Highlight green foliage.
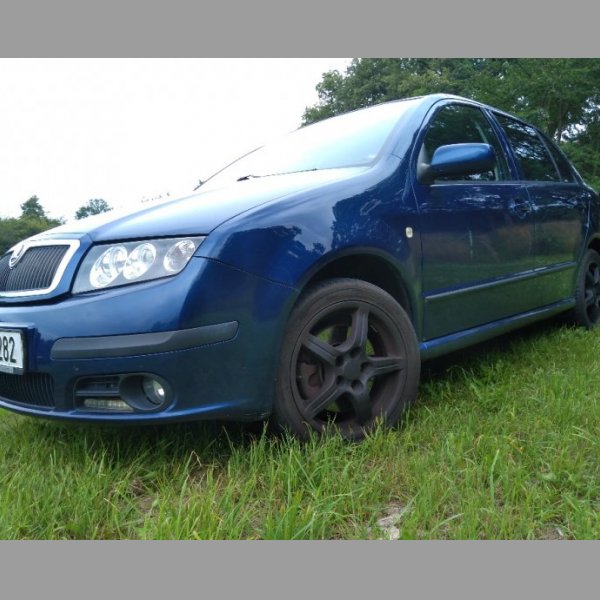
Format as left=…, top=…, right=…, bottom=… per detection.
left=20, top=195, right=47, bottom=220
left=0, top=196, right=62, bottom=255
left=75, top=198, right=112, bottom=220
left=303, top=59, right=600, bottom=191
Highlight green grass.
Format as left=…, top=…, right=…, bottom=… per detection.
left=1, top=317, right=599, bottom=539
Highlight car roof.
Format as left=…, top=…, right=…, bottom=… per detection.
left=413, top=93, right=535, bottom=127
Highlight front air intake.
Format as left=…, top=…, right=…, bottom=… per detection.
left=0, top=372, right=55, bottom=408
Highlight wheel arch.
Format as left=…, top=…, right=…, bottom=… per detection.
left=292, top=248, right=420, bottom=333
left=588, top=235, right=600, bottom=256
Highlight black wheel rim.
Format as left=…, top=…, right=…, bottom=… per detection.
left=290, top=300, right=408, bottom=436
left=584, top=260, right=600, bottom=324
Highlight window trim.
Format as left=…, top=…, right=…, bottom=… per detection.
left=414, top=101, right=513, bottom=186
left=537, top=130, right=581, bottom=184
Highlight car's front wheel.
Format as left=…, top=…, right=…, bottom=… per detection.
left=273, top=278, right=420, bottom=441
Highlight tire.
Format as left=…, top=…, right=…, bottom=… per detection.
left=272, top=278, right=421, bottom=441
left=572, top=249, right=600, bottom=329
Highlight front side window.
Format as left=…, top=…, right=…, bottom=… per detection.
left=495, top=114, right=560, bottom=182
left=422, top=104, right=510, bottom=182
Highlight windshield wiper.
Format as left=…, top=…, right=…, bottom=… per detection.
left=237, top=168, right=319, bottom=182
left=236, top=174, right=262, bottom=182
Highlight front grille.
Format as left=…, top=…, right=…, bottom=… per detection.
left=0, top=372, right=55, bottom=408
left=0, top=245, right=69, bottom=293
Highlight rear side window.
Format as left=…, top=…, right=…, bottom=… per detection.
left=422, top=104, right=509, bottom=182
left=544, top=138, right=577, bottom=183
left=495, top=114, right=560, bottom=182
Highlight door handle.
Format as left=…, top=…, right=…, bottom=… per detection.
left=508, top=197, right=532, bottom=218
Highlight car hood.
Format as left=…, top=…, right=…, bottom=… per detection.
left=44, top=168, right=367, bottom=242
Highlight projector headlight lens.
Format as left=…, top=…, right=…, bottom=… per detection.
left=89, top=245, right=128, bottom=289
left=123, top=243, right=157, bottom=281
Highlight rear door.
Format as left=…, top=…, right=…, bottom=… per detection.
left=494, top=113, right=591, bottom=305
left=414, top=102, right=537, bottom=340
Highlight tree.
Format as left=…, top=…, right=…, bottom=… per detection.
left=75, top=198, right=112, bottom=220
left=303, top=59, right=600, bottom=137
left=20, top=195, right=47, bottom=219
left=302, top=58, right=600, bottom=191
left=303, top=59, right=493, bottom=125
left=0, top=196, right=62, bottom=255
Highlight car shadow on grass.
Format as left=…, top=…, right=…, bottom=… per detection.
left=420, top=314, right=569, bottom=382
left=20, top=405, right=270, bottom=466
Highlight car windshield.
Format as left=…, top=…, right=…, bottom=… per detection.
left=202, top=98, right=421, bottom=188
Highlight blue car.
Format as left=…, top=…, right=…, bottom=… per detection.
left=1, top=93, right=598, bottom=441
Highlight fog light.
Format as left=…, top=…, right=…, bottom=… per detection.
left=142, top=377, right=166, bottom=405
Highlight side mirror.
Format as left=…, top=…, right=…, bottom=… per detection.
left=417, top=143, right=496, bottom=184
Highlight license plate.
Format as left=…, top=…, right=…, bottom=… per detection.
left=0, top=330, right=25, bottom=374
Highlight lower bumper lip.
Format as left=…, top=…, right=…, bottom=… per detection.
left=50, top=321, right=239, bottom=359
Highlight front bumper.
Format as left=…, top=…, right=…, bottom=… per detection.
left=0, top=257, right=295, bottom=423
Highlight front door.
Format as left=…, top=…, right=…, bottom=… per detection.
left=413, top=103, right=537, bottom=340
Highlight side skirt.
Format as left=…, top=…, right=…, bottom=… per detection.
left=419, top=298, right=575, bottom=361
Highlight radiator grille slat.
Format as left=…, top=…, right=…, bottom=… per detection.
left=0, top=255, right=10, bottom=290
left=0, top=373, right=55, bottom=408
left=0, top=246, right=69, bottom=293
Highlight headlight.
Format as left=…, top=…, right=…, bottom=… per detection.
left=73, top=236, right=205, bottom=293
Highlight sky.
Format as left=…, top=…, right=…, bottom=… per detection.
left=0, top=58, right=351, bottom=221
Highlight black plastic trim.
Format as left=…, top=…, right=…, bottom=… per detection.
left=51, top=321, right=239, bottom=359
left=424, top=262, right=575, bottom=303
